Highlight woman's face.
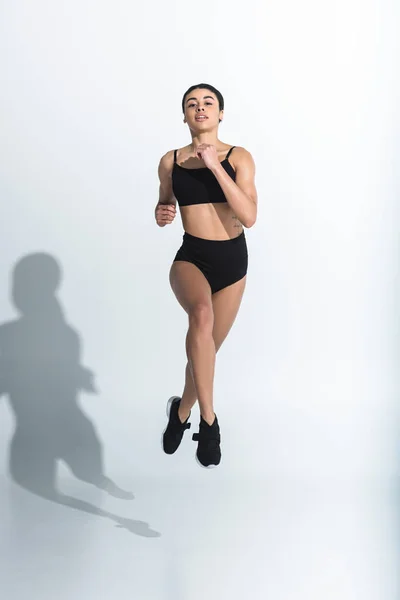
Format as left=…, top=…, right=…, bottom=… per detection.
left=183, top=89, right=223, bottom=132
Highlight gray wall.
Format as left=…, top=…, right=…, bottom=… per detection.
left=0, top=1, right=398, bottom=597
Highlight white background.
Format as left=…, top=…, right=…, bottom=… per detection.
left=0, top=1, right=399, bottom=599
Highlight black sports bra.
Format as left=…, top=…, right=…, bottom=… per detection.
left=172, top=146, right=236, bottom=208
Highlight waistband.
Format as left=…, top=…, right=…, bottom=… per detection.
left=182, top=231, right=245, bottom=244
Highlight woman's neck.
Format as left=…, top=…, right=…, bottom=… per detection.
left=190, top=133, right=220, bottom=149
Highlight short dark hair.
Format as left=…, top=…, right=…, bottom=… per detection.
left=181, top=83, right=224, bottom=114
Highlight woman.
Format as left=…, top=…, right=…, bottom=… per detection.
left=155, top=83, right=257, bottom=468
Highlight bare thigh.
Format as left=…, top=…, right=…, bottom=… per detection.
left=212, top=275, right=247, bottom=352
left=170, top=260, right=246, bottom=350
left=169, top=261, right=213, bottom=314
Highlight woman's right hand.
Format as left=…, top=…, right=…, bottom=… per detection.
left=155, top=203, right=176, bottom=227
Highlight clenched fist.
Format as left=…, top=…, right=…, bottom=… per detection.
left=155, top=203, right=176, bottom=227
left=195, top=144, right=220, bottom=170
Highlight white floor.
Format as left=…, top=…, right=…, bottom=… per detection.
left=0, top=419, right=399, bottom=600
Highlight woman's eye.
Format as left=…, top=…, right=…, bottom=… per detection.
left=188, top=102, right=212, bottom=108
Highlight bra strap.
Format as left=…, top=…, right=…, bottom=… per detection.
left=173, top=149, right=178, bottom=163
left=225, top=146, right=236, bottom=160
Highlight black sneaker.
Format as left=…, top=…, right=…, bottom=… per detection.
left=192, top=415, right=221, bottom=468
left=162, top=396, right=191, bottom=454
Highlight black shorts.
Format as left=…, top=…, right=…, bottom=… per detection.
left=173, top=231, right=248, bottom=294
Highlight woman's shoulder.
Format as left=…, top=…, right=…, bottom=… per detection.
left=229, top=146, right=255, bottom=167
left=230, top=145, right=252, bottom=156
left=159, top=145, right=191, bottom=169
left=159, top=148, right=175, bottom=165
left=158, top=148, right=179, bottom=178
left=160, top=144, right=192, bottom=159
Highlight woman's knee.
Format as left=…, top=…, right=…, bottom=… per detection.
left=188, top=302, right=214, bottom=332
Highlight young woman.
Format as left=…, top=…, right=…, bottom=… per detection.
left=155, top=83, right=257, bottom=468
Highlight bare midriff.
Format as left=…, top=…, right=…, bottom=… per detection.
left=179, top=203, right=244, bottom=240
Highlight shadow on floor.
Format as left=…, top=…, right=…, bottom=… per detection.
left=0, top=252, right=160, bottom=538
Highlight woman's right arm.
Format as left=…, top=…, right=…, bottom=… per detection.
left=155, top=151, right=177, bottom=227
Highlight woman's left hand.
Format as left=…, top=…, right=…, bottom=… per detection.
left=196, top=144, right=220, bottom=170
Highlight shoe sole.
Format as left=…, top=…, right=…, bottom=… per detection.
left=194, top=453, right=219, bottom=469
left=161, top=396, right=181, bottom=454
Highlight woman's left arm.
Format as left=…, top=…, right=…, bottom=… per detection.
left=209, top=147, right=258, bottom=228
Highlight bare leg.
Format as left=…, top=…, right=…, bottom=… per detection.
left=178, top=275, right=247, bottom=421
left=179, top=363, right=196, bottom=420
left=169, top=262, right=216, bottom=425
